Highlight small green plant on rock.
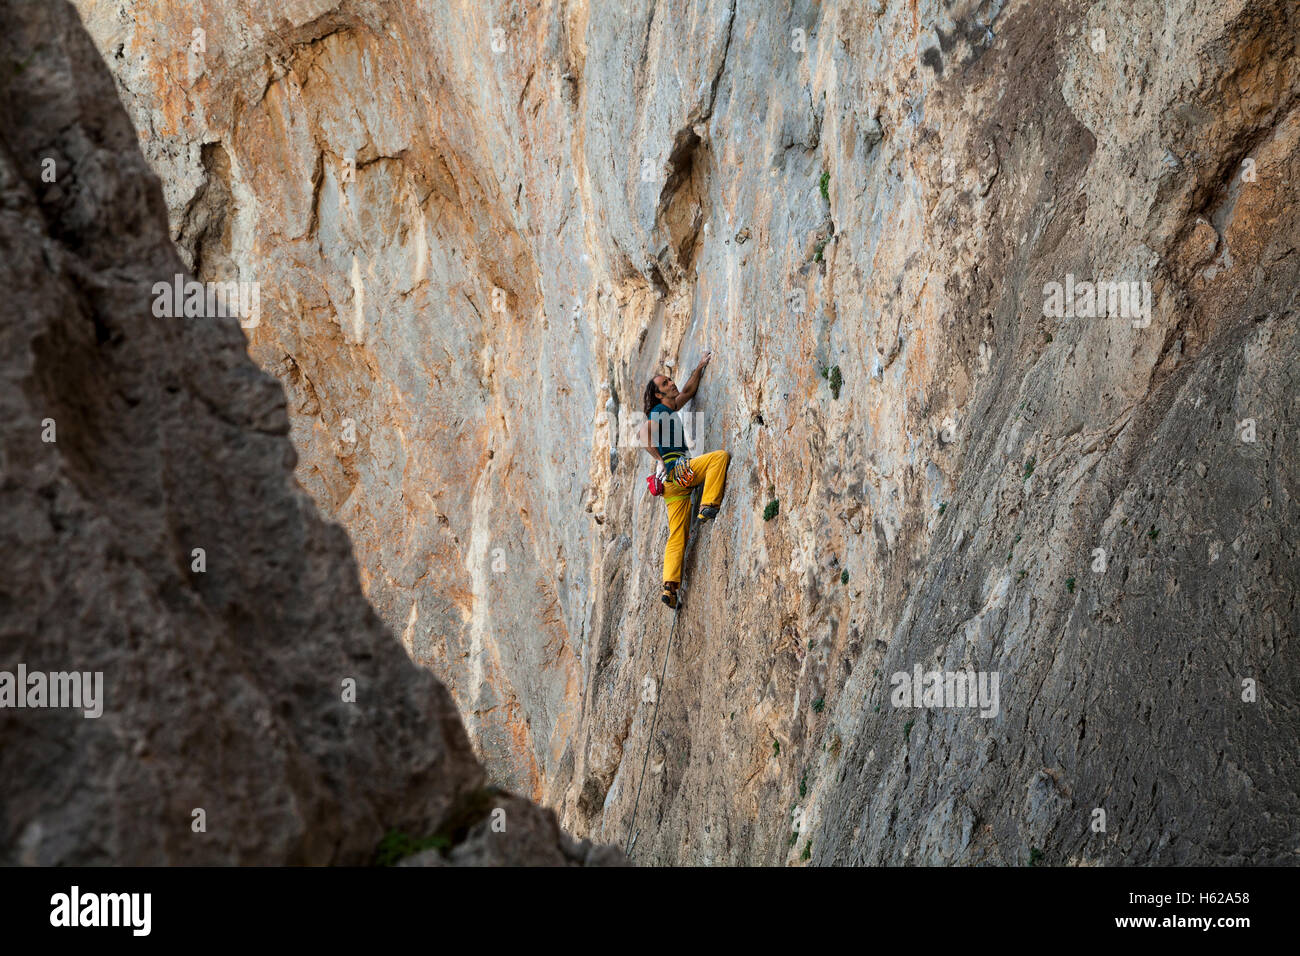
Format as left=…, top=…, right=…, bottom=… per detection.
left=827, top=364, right=842, bottom=398
left=764, top=499, right=780, bottom=521
left=819, top=171, right=830, bottom=202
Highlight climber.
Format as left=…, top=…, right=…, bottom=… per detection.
left=639, top=350, right=731, bottom=610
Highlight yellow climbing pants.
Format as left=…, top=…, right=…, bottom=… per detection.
left=662, top=449, right=730, bottom=585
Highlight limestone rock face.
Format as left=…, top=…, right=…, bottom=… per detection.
left=0, top=0, right=618, bottom=866
left=74, top=0, right=1300, bottom=864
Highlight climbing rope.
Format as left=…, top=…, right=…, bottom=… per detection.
left=624, top=485, right=702, bottom=858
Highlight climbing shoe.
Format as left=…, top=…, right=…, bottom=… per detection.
left=697, top=504, right=720, bottom=522
left=661, top=584, right=678, bottom=610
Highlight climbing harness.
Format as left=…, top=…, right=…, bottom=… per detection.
left=646, top=454, right=695, bottom=501
left=625, top=485, right=702, bottom=858
left=662, top=454, right=695, bottom=486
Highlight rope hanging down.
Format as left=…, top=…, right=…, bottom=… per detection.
left=624, top=485, right=702, bottom=858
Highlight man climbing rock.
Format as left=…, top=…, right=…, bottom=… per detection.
left=639, top=351, right=730, bottom=609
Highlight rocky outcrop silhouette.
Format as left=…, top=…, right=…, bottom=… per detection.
left=0, top=0, right=619, bottom=866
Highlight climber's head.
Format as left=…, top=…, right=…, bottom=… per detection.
left=644, top=374, right=678, bottom=415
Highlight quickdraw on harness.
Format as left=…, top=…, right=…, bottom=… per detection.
left=662, top=453, right=695, bottom=486
left=645, top=454, right=694, bottom=498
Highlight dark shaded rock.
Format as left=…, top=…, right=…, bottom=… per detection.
left=0, top=0, right=620, bottom=867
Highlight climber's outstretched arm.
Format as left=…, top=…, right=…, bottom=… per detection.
left=665, top=350, right=712, bottom=409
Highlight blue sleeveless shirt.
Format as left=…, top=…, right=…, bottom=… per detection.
left=650, top=403, right=689, bottom=461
